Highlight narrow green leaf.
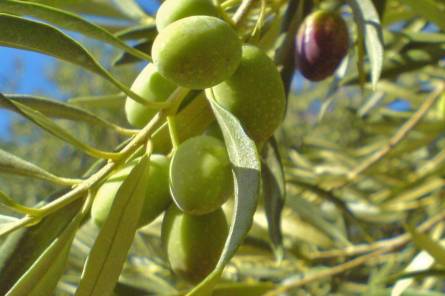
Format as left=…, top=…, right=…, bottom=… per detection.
left=343, top=44, right=445, bottom=85
left=261, top=138, right=285, bottom=260
left=348, top=0, right=384, bottom=88
left=68, top=93, right=125, bottom=109
left=188, top=91, right=261, bottom=295
left=400, top=0, right=445, bottom=31
left=0, top=94, right=117, bottom=159
left=113, top=40, right=153, bottom=66
left=6, top=203, right=84, bottom=296
left=115, top=23, right=157, bottom=40
left=406, top=225, right=445, bottom=266
left=0, top=147, right=76, bottom=185
left=0, top=13, right=163, bottom=107
left=0, top=193, right=83, bottom=294
left=0, top=215, right=18, bottom=225
left=0, top=0, right=151, bottom=61
left=76, top=157, right=150, bottom=296
left=212, top=282, right=275, bottom=296
left=1, top=94, right=132, bottom=135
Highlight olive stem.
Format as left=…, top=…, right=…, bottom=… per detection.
left=167, top=115, right=180, bottom=150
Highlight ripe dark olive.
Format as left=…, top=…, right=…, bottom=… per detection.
left=152, top=16, right=242, bottom=89
left=91, top=155, right=171, bottom=228
left=295, top=10, right=349, bottom=81
left=156, top=0, right=221, bottom=32
left=161, top=205, right=228, bottom=283
left=169, top=135, right=232, bottom=215
left=209, top=45, right=286, bottom=144
left=125, top=64, right=176, bottom=128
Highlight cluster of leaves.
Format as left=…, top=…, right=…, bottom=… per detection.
left=0, top=0, right=444, bottom=295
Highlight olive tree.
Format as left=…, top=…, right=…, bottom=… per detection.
left=0, top=0, right=445, bottom=295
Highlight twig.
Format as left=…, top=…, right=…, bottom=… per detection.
left=265, top=248, right=389, bottom=295
left=308, top=209, right=445, bottom=259
left=335, top=82, right=445, bottom=189
left=233, top=0, right=257, bottom=26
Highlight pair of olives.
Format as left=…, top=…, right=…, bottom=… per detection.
left=91, top=134, right=231, bottom=283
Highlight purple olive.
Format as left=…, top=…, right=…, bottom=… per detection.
left=296, top=10, right=349, bottom=81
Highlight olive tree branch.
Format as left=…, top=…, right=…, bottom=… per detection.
left=333, top=82, right=445, bottom=190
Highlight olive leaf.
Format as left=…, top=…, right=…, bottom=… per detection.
left=115, top=23, right=157, bottom=41
left=1, top=94, right=132, bottom=134
left=0, top=94, right=117, bottom=159
left=113, top=40, right=153, bottom=66
left=75, top=157, right=151, bottom=296
left=68, top=93, right=125, bottom=109
left=347, top=0, right=384, bottom=88
left=0, top=0, right=151, bottom=61
left=0, top=13, right=162, bottom=107
left=400, top=0, right=445, bottom=31
left=6, top=200, right=86, bottom=296
left=0, top=147, right=77, bottom=185
left=188, top=91, right=261, bottom=296
left=406, top=224, right=445, bottom=266
left=261, top=138, right=285, bottom=260
left=0, top=193, right=83, bottom=294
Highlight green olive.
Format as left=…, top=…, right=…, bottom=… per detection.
left=125, top=64, right=176, bottom=128
left=209, top=45, right=286, bottom=144
left=91, top=155, right=171, bottom=228
left=161, top=205, right=228, bottom=283
left=152, top=16, right=242, bottom=89
left=156, top=0, right=221, bottom=32
left=170, top=135, right=232, bottom=215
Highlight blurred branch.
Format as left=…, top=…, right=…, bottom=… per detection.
left=335, top=82, right=445, bottom=189
left=308, top=209, right=445, bottom=259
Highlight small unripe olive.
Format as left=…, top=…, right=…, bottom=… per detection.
left=156, top=0, right=221, bottom=32
left=210, top=45, right=286, bottom=143
left=152, top=16, right=242, bottom=89
left=161, top=205, right=228, bottom=283
left=295, top=10, right=349, bottom=81
left=170, top=135, right=232, bottom=215
left=91, top=155, right=171, bottom=228
left=125, top=64, right=176, bottom=128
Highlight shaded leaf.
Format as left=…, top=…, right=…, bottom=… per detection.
left=0, top=94, right=116, bottom=159
left=0, top=147, right=75, bottom=185
left=406, top=225, right=445, bottom=266
left=0, top=13, right=162, bottom=107
left=68, top=93, right=125, bottom=109
left=1, top=94, right=131, bottom=134
left=261, top=138, right=285, bottom=260
left=115, top=23, right=157, bottom=40
left=348, top=0, right=384, bottom=87
left=0, top=192, right=83, bottom=294
left=400, top=0, right=445, bottom=31
left=6, top=201, right=85, bottom=296
left=0, top=0, right=151, bottom=61
left=75, top=157, right=150, bottom=296
left=113, top=40, right=153, bottom=66
left=187, top=91, right=261, bottom=295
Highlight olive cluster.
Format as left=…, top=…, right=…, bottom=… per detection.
left=92, top=0, right=286, bottom=284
